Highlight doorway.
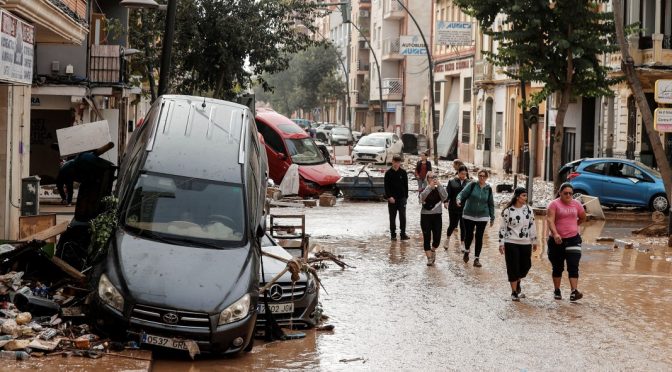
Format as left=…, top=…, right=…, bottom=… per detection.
left=484, top=97, right=493, bottom=167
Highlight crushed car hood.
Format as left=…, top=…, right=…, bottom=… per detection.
left=298, top=162, right=341, bottom=186
left=113, top=230, right=255, bottom=312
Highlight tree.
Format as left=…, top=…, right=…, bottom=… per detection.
left=254, top=44, right=344, bottom=117
left=613, top=0, right=672, bottom=246
left=128, top=0, right=322, bottom=100
left=454, top=0, right=620, bottom=191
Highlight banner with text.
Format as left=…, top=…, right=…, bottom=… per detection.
left=436, top=21, right=473, bottom=46
left=1, top=10, right=34, bottom=85
left=399, top=35, right=427, bottom=56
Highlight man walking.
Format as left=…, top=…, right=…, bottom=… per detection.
left=384, top=155, right=409, bottom=241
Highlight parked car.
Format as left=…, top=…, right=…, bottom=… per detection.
left=256, top=109, right=340, bottom=196
left=329, top=126, right=355, bottom=145
left=352, top=132, right=403, bottom=164
left=560, top=158, right=669, bottom=212
left=290, top=118, right=313, bottom=132
left=315, top=123, right=335, bottom=143
left=94, top=96, right=268, bottom=355
left=255, top=232, right=318, bottom=334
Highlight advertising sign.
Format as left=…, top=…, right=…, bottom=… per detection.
left=436, top=21, right=473, bottom=46
left=654, top=79, right=672, bottom=104
left=399, top=35, right=427, bottom=56
left=0, top=10, right=34, bottom=85
left=654, top=108, right=672, bottom=133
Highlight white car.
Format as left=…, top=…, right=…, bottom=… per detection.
left=352, top=132, right=403, bottom=164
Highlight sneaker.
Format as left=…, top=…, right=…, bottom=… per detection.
left=400, top=234, right=411, bottom=241
left=511, top=291, right=520, bottom=302
left=554, top=289, right=562, bottom=300
left=516, top=281, right=526, bottom=299
left=391, top=234, right=397, bottom=241
left=444, top=235, right=451, bottom=250
left=460, top=242, right=466, bottom=253
left=570, top=289, right=583, bottom=302
left=430, top=250, right=436, bottom=265
left=426, top=256, right=433, bottom=266
left=463, top=251, right=469, bottom=263
left=473, top=258, right=482, bottom=267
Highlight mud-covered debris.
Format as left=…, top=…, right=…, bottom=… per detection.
left=596, top=237, right=615, bottom=242
left=316, top=324, right=335, bottom=332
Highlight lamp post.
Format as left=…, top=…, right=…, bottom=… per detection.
left=394, top=0, right=437, bottom=164
left=121, top=0, right=176, bottom=98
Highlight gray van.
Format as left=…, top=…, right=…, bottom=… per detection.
left=93, top=95, right=268, bottom=355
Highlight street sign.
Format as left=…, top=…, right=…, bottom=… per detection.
left=654, top=108, right=672, bottom=132
left=436, top=21, right=472, bottom=46
left=399, top=36, right=426, bottom=56
left=654, top=80, right=672, bottom=104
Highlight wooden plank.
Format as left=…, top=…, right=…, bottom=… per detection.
left=19, top=214, right=57, bottom=243
left=19, top=220, right=69, bottom=242
left=50, top=256, right=86, bottom=281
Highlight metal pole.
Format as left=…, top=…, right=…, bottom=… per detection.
left=349, top=21, right=385, bottom=130
left=395, top=0, right=437, bottom=164
left=157, top=0, right=177, bottom=97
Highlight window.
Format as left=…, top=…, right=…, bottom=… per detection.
left=495, top=112, right=503, bottom=148
left=463, top=77, right=472, bottom=103
left=256, top=121, right=286, bottom=154
left=284, top=138, right=325, bottom=165
left=434, top=82, right=441, bottom=103
left=461, top=111, right=471, bottom=144
left=584, top=162, right=607, bottom=174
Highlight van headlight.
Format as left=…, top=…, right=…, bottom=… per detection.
left=377, top=150, right=386, bottom=154
left=218, top=294, right=251, bottom=325
left=98, top=274, right=124, bottom=312
left=307, top=278, right=317, bottom=294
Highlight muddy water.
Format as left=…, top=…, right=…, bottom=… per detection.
left=153, top=197, right=672, bottom=371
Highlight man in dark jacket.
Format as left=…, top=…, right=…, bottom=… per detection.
left=384, top=155, right=409, bottom=240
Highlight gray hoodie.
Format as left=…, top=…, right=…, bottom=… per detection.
left=420, top=184, right=448, bottom=214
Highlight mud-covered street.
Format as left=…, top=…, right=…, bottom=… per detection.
left=153, top=197, right=672, bottom=371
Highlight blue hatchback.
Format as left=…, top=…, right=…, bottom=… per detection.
left=559, top=158, right=669, bottom=212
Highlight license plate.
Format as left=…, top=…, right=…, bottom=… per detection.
left=141, top=333, right=191, bottom=351
left=257, top=303, right=294, bottom=314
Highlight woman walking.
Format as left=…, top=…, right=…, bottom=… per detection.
left=498, top=187, right=537, bottom=301
left=444, top=165, right=470, bottom=251
left=414, top=151, right=432, bottom=192
left=420, top=171, right=448, bottom=266
left=456, top=169, right=495, bottom=267
left=547, top=182, right=586, bottom=301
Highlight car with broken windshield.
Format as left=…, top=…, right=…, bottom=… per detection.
left=93, top=95, right=267, bottom=355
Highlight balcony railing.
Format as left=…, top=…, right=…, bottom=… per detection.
left=383, top=0, right=405, bottom=20
left=382, top=38, right=403, bottom=60
left=632, top=34, right=672, bottom=66
left=382, top=78, right=403, bottom=100
left=357, top=60, right=370, bottom=72
left=474, top=60, right=493, bottom=83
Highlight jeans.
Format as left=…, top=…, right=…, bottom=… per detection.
left=446, top=209, right=465, bottom=241
left=420, top=213, right=442, bottom=251
left=463, top=219, right=488, bottom=258
left=388, top=197, right=407, bottom=236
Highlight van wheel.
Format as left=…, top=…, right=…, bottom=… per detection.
left=649, top=194, right=669, bottom=213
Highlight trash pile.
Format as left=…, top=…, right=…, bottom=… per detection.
left=0, top=240, right=116, bottom=361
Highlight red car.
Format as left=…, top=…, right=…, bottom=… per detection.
left=255, top=109, right=340, bottom=197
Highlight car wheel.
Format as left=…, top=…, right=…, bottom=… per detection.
left=649, top=194, right=669, bottom=213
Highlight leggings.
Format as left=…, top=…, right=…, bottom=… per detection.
left=504, top=243, right=532, bottom=282
left=420, top=213, right=442, bottom=251
left=446, top=209, right=465, bottom=241
left=463, top=219, right=488, bottom=258
left=547, top=234, right=582, bottom=278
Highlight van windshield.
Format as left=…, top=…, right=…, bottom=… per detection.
left=284, top=138, right=325, bottom=165
left=123, top=172, right=245, bottom=247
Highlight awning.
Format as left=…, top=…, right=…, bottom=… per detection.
left=437, top=102, right=459, bottom=159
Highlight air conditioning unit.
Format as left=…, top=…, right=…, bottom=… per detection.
left=359, top=10, right=369, bottom=17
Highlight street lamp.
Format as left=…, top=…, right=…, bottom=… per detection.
left=394, top=0, right=438, bottom=164
left=122, top=0, right=176, bottom=99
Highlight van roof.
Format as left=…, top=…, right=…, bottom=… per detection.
left=143, top=95, right=249, bottom=183
left=255, top=111, right=308, bottom=139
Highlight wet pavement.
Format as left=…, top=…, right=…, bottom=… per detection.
left=152, top=196, right=672, bottom=371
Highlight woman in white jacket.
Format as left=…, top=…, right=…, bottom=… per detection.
left=498, top=187, right=537, bottom=301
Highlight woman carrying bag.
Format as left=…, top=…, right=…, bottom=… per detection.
left=498, top=187, right=538, bottom=301
left=456, top=169, right=495, bottom=267
left=419, top=171, right=448, bottom=266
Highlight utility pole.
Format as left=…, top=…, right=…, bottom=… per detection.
left=395, top=0, right=437, bottom=164
left=157, top=0, right=176, bottom=97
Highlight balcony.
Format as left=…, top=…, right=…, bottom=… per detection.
left=89, top=45, right=121, bottom=84
left=617, top=34, right=672, bottom=68
left=473, top=60, right=493, bottom=84
left=4, top=0, right=89, bottom=44
left=382, top=78, right=403, bottom=101
left=382, top=38, right=403, bottom=61
left=383, top=0, right=405, bottom=20
left=352, top=92, right=369, bottom=108
left=357, top=60, right=370, bottom=74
